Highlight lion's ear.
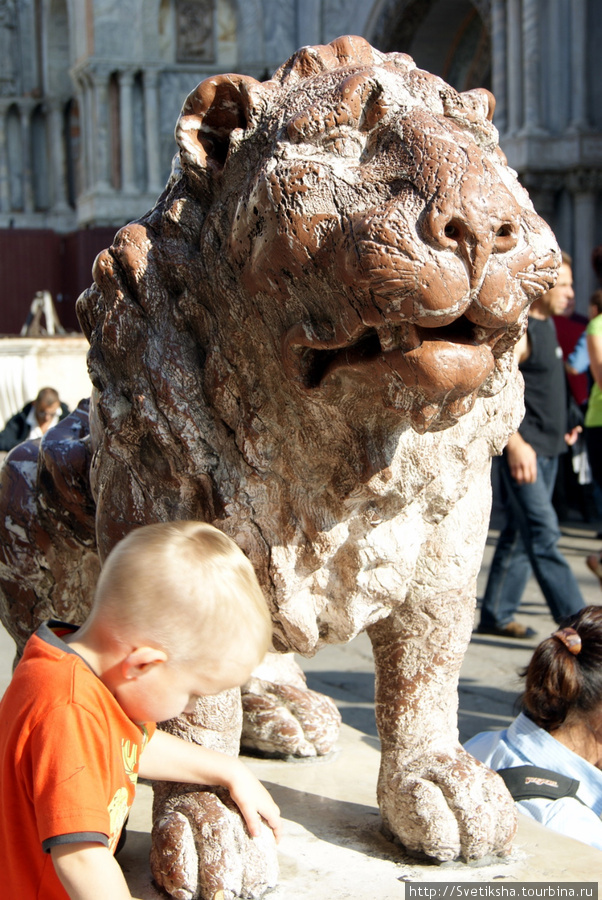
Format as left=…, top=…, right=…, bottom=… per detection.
left=176, top=73, right=266, bottom=175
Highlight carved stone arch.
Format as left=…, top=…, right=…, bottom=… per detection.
left=366, top=0, right=492, bottom=93
left=31, top=104, right=50, bottom=210
left=471, top=0, right=491, bottom=26
left=63, top=96, right=80, bottom=208
left=367, top=0, right=437, bottom=53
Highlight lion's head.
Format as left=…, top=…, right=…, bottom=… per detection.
left=77, top=36, right=557, bottom=649
left=173, top=35, right=558, bottom=432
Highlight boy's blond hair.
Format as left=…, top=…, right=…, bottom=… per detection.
left=92, top=521, right=272, bottom=663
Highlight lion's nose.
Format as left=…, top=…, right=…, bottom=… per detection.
left=425, top=207, right=519, bottom=288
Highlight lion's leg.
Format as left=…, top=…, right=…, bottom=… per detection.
left=367, top=590, right=516, bottom=862
left=241, top=651, right=341, bottom=758
left=151, top=692, right=279, bottom=900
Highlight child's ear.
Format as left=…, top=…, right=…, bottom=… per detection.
left=122, top=646, right=168, bottom=680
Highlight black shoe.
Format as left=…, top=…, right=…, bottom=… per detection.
left=477, top=621, right=537, bottom=639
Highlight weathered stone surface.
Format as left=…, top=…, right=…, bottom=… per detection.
left=0, top=34, right=560, bottom=896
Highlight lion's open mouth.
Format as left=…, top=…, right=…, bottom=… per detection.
left=285, top=315, right=495, bottom=390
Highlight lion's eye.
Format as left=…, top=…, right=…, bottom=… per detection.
left=496, top=224, right=513, bottom=238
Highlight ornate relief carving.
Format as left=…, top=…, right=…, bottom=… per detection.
left=0, top=0, right=17, bottom=95
left=176, top=0, right=215, bottom=63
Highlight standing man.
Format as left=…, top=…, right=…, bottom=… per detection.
left=478, top=253, right=586, bottom=638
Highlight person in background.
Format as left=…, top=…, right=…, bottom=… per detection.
left=0, top=387, right=69, bottom=451
left=582, top=291, right=602, bottom=584
left=477, top=252, right=585, bottom=639
left=466, top=606, right=602, bottom=852
left=563, top=292, right=602, bottom=524
left=552, top=289, right=590, bottom=524
left=554, top=282, right=589, bottom=410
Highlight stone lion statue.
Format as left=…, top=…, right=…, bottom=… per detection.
left=0, top=35, right=559, bottom=899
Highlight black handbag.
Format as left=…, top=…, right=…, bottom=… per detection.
left=497, top=764, right=584, bottom=805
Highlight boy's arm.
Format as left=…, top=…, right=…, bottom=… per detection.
left=139, top=730, right=282, bottom=842
left=51, top=843, right=132, bottom=900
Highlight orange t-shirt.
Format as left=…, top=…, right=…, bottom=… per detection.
left=0, top=621, right=155, bottom=899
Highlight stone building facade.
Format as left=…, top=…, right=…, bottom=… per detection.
left=0, top=0, right=601, bottom=326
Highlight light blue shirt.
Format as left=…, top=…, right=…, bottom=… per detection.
left=567, top=331, right=589, bottom=374
left=465, top=712, right=602, bottom=851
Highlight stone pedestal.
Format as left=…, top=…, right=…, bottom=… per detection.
left=120, top=723, right=602, bottom=900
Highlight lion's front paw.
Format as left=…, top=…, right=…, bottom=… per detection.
left=378, top=747, right=517, bottom=862
left=150, top=786, right=278, bottom=900
left=241, top=652, right=341, bottom=757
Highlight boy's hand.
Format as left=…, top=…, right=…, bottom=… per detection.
left=224, top=759, right=282, bottom=842
left=51, top=842, right=132, bottom=899
left=140, top=729, right=282, bottom=842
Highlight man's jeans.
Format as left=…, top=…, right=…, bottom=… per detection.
left=480, top=453, right=585, bottom=628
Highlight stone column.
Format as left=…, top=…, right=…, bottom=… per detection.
left=572, top=180, right=597, bottom=311
left=569, top=0, right=588, bottom=132
left=506, top=0, right=521, bottom=136
left=143, top=68, right=162, bottom=194
left=490, top=0, right=507, bottom=135
left=48, top=99, right=69, bottom=211
left=520, top=0, right=545, bottom=135
left=19, top=104, right=33, bottom=213
left=77, top=73, right=94, bottom=193
left=91, top=68, right=111, bottom=191
left=0, top=110, right=9, bottom=212
left=119, top=69, right=136, bottom=193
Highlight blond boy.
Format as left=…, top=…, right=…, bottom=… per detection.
left=0, top=521, right=281, bottom=900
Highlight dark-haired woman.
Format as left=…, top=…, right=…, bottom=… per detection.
left=465, top=606, right=602, bottom=850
